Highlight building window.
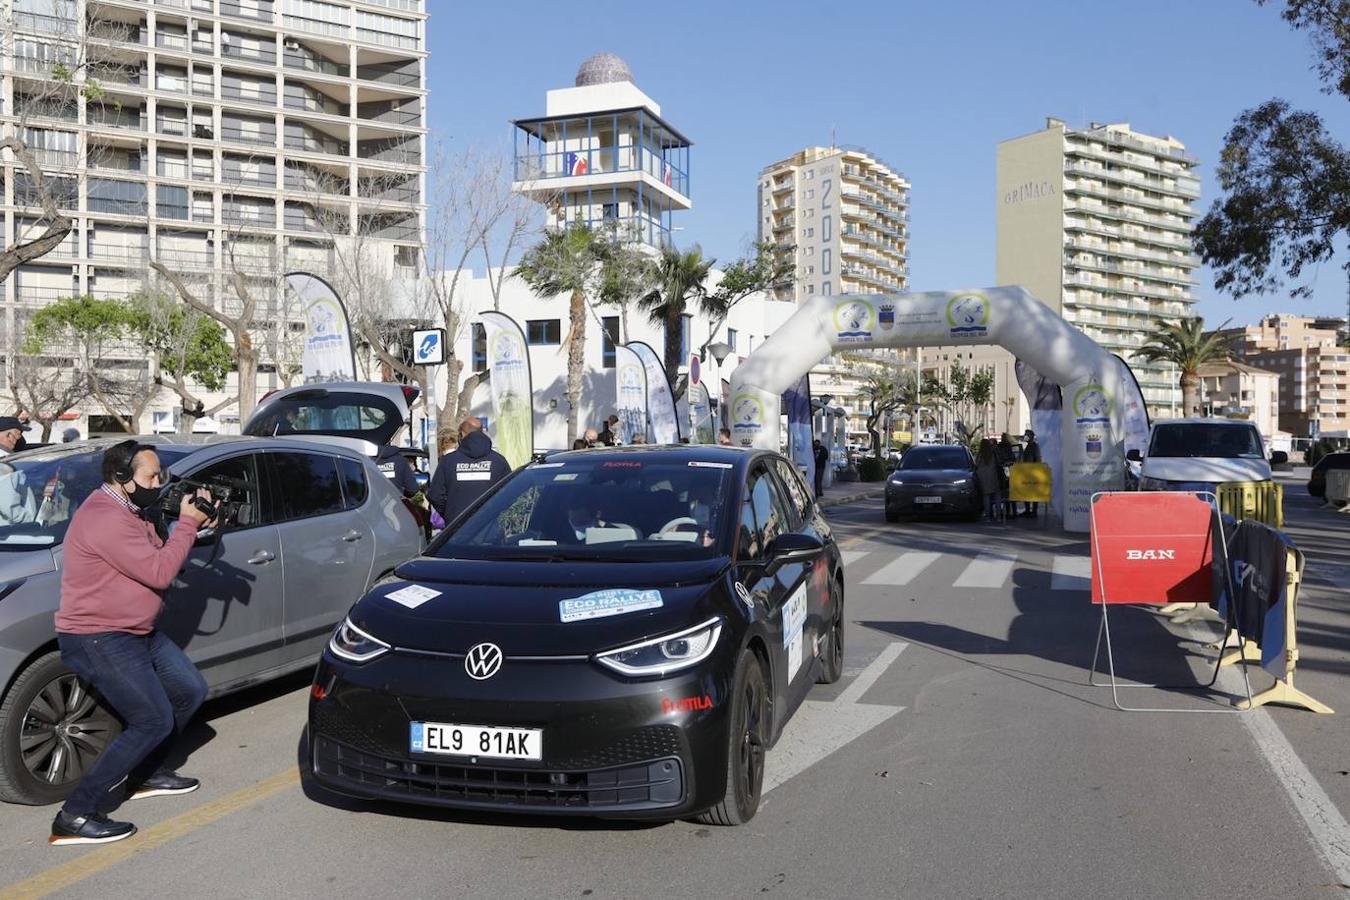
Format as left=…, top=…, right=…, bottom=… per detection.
left=726, top=328, right=737, bottom=352
left=805, top=227, right=814, bottom=238
left=805, top=169, right=814, bottom=180
left=472, top=323, right=486, bottom=371
left=806, top=265, right=815, bottom=275
left=602, top=315, right=620, bottom=369
left=527, top=319, right=561, bottom=345
left=806, top=189, right=815, bottom=200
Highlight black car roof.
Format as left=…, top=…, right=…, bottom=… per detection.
left=543, top=444, right=760, bottom=467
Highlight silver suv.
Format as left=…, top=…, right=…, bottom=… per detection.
left=0, top=436, right=424, bottom=805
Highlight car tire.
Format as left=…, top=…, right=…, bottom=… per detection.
left=816, top=578, right=844, bottom=685
left=699, top=650, right=767, bottom=826
left=0, top=651, right=122, bottom=806
left=884, top=505, right=900, bottom=523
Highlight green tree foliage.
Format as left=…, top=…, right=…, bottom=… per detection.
left=924, top=361, right=995, bottom=450
left=702, top=242, right=795, bottom=351
left=22, top=294, right=131, bottom=355
left=1135, top=317, right=1233, bottom=416
left=516, top=226, right=603, bottom=445
left=1196, top=2, right=1350, bottom=297
left=853, top=364, right=918, bottom=459
left=637, top=245, right=715, bottom=386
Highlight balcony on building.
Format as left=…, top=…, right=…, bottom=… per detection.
left=511, top=107, right=692, bottom=211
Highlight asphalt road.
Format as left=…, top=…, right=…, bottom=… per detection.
left=2, top=475, right=1347, bottom=899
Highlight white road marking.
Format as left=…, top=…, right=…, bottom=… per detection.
left=861, top=552, right=940, bottom=586
left=764, top=642, right=908, bottom=795
left=1175, top=618, right=1350, bottom=888
left=952, top=551, right=1018, bottom=589
left=1051, top=555, right=1092, bottom=592
left=840, top=549, right=869, bottom=567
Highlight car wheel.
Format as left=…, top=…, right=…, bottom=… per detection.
left=0, top=651, right=121, bottom=806
left=816, top=578, right=844, bottom=685
left=884, top=504, right=900, bottom=523
left=699, top=650, right=768, bottom=826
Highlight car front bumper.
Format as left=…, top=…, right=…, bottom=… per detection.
left=308, top=649, right=735, bottom=819
left=885, top=483, right=981, bottom=516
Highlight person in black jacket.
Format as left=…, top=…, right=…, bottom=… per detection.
left=1019, top=429, right=1042, bottom=517
left=812, top=439, right=829, bottom=496
left=375, top=444, right=419, bottom=498
left=428, top=417, right=511, bottom=524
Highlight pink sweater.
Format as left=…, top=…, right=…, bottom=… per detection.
left=55, top=489, right=199, bottom=635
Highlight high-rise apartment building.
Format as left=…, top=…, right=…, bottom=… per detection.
left=757, top=146, right=909, bottom=303
left=1215, top=314, right=1350, bottom=436
left=997, top=118, right=1201, bottom=420
left=2, top=0, right=427, bottom=431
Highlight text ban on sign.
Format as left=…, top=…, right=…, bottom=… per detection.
left=1090, top=492, right=1215, bottom=605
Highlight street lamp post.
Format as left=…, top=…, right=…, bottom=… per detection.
left=706, top=341, right=731, bottom=428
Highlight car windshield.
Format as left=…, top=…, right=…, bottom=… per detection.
left=1149, top=424, right=1265, bottom=459
left=244, top=391, right=401, bottom=443
left=0, top=446, right=190, bottom=550
left=899, top=448, right=970, bottom=470
left=430, top=458, right=736, bottom=561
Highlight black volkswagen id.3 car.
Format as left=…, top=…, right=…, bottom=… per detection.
left=308, top=445, right=844, bottom=824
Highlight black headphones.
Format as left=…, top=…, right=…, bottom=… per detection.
left=110, top=440, right=151, bottom=484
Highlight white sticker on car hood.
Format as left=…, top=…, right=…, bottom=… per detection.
left=386, top=585, right=441, bottom=609
left=559, top=589, right=663, bottom=623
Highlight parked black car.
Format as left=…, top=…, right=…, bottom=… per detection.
left=308, top=446, right=844, bottom=825
left=884, top=444, right=981, bottom=522
left=1308, top=451, right=1350, bottom=506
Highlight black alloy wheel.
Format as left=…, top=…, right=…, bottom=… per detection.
left=700, top=651, right=768, bottom=826
left=816, top=578, right=844, bottom=684
left=0, top=651, right=121, bottom=805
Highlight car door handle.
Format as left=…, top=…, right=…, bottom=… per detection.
left=247, top=550, right=275, bottom=565
left=342, top=530, right=364, bottom=543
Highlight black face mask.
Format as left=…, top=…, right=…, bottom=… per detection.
left=124, top=482, right=160, bottom=510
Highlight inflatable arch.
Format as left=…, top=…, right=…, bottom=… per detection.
left=729, top=286, right=1146, bottom=532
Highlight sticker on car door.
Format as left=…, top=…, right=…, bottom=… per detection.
left=783, top=583, right=807, bottom=681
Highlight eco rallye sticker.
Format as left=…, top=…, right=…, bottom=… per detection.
left=559, top=588, right=663, bottom=623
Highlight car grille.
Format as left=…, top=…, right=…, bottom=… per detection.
left=313, top=735, right=685, bottom=809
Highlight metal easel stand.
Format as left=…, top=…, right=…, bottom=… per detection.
left=1086, top=493, right=1253, bottom=713
left=1235, top=552, right=1335, bottom=715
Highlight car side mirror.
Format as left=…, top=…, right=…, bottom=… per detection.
left=763, top=532, right=824, bottom=577
left=1126, top=449, right=1143, bottom=463
left=1270, top=451, right=1288, bottom=466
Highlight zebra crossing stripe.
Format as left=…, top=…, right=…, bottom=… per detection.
left=840, top=549, right=869, bottom=567
left=1051, top=555, right=1091, bottom=592
left=861, top=552, right=941, bottom=586
left=953, top=551, right=1018, bottom=589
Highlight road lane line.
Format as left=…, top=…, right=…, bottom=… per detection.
left=1051, top=555, right=1091, bottom=592
left=840, top=549, right=869, bottom=567
left=861, top=552, right=940, bottom=586
left=838, top=641, right=908, bottom=706
left=1, top=768, right=299, bottom=900
left=1174, top=617, right=1350, bottom=888
left=952, top=552, right=1018, bottom=589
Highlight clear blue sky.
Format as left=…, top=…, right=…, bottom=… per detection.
left=427, top=0, right=1350, bottom=327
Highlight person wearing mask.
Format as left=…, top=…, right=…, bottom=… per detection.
left=428, top=417, right=511, bottom=524
left=812, top=439, right=829, bottom=496
left=598, top=415, right=620, bottom=446
left=996, top=433, right=1017, bottom=520
left=0, top=415, right=30, bottom=456
left=49, top=440, right=214, bottom=846
left=717, top=428, right=733, bottom=447
left=975, top=439, right=1004, bottom=524
left=1020, top=429, right=1042, bottom=518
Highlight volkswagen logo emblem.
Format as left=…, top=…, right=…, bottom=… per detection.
left=465, top=642, right=503, bottom=680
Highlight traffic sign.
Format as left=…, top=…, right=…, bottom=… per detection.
left=689, top=354, right=701, bottom=386
left=412, top=328, right=445, bottom=366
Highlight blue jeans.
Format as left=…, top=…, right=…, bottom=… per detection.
left=56, top=631, right=207, bottom=816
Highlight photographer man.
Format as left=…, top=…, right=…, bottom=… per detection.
left=49, top=441, right=213, bottom=846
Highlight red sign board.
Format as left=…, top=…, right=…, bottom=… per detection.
left=1090, top=492, right=1215, bottom=605
left=689, top=355, right=701, bottom=386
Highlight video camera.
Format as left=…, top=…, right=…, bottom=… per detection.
left=159, top=474, right=251, bottom=527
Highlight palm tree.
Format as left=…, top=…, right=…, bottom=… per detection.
left=1135, top=317, right=1232, bottom=417
left=516, top=226, right=601, bottom=445
left=637, top=245, right=715, bottom=387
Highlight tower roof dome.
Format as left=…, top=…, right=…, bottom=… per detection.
left=575, top=53, right=634, bottom=87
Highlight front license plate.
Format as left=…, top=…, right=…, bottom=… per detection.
left=411, top=721, right=542, bottom=760
left=914, top=496, right=943, bottom=505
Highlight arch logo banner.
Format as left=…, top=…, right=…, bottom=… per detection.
left=832, top=299, right=875, bottom=344
left=946, top=292, right=990, bottom=340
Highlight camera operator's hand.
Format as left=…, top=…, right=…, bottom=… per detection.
left=179, top=489, right=213, bottom=527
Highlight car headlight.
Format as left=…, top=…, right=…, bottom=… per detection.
left=328, top=616, right=390, bottom=664
left=595, top=618, right=722, bottom=677
left=950, top=477, right=969, bottom=485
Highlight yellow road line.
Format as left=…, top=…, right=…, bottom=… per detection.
left=1, top=768, right=299, bottom=900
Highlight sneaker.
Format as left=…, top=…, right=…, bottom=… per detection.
left=130, top=772, right=200, bottom=800
left=50, top=811, right=136, bottom=846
